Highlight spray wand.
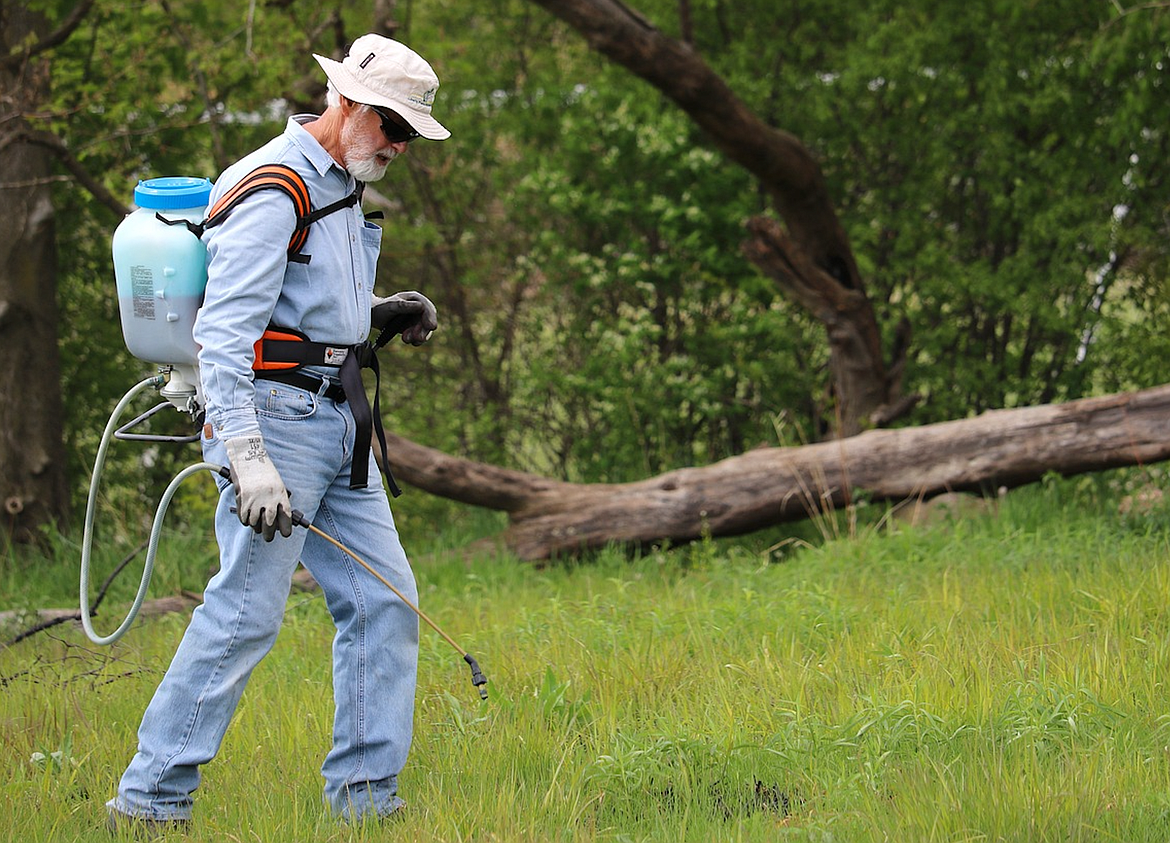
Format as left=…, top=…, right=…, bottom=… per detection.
left=222, top=475, right=487, bottom=699
left=289, top=508, right=489, bottom=700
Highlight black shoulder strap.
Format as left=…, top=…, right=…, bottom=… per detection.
left=301, top=191, right=361, bottom=228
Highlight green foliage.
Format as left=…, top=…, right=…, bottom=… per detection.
left=760, top=0, right=1170, bottom=420
left=503, top=83, right=821, bottom=478
left=19, top=0, right=1170, bottom=513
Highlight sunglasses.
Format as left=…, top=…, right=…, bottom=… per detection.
left=370, top=105, right=420, bottom=144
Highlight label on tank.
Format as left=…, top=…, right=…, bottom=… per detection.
left=131, top=265, right=155, bottom=319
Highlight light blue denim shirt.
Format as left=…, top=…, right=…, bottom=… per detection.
left=193, top=115, right=380, bottom=442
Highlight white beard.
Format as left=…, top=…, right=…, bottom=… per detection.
left=341, top=118, right=397, bottom=182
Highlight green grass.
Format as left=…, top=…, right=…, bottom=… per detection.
left=4, top=471, right=1170, bottom=840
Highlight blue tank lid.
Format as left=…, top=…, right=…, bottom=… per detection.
left=133, top=176, right=213, bottom=210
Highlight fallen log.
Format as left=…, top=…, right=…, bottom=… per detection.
left=10, top=386, right=1169, bottom=634
left=385, top=384, right=1170, bottom=560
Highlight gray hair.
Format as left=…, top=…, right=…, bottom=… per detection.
left=326, top=81, right=371, bottom=114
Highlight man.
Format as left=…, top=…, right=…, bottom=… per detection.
left=107, top=34, right=448, bottom=830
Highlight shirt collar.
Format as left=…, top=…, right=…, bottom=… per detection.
left=286, top=114, right=345, bottom=179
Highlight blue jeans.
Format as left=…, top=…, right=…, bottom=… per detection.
left=108, top=377, right=418, bottom=821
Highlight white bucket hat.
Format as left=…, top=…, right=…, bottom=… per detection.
left=313, top=35, right=450, bottom=141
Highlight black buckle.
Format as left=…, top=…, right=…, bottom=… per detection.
left=353, top=340, right=376, bottom=369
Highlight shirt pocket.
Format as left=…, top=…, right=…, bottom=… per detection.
left=359, top=220, right=382, bottom=294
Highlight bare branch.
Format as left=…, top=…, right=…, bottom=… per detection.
left=3, top=541, right=146, bottom=646
left=382, top=384, right=1170, bottom=559
left=1102, top=0, right=1170, bottom=28
left=0, top=174, right=71, bottom=190
left=1111, top=1, right=1170, bottom=17
left=678, top=0, right=693, bottom=45
left=525, top=0, right=895, bottom=434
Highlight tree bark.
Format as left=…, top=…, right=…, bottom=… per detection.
left=526, top=0, right=897, bottom=433
left=384, top=384, right=1170, bottom=560
left=0, top=4, right=71, bottom=541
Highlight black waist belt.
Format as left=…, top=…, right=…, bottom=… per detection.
left=254, top=344, right=401, bottom=497
left=257, top=370, right=347, bottom=403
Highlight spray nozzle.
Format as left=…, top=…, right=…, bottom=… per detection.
left=464, top=653, right=489, bottom=699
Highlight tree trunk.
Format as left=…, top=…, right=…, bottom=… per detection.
left=526, top=0, right=899, bottom=433
left=0, top=5, right=70, bottom=541
left=384, top=384, right=1170, bottom=560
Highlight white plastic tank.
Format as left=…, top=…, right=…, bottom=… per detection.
left=112, top=176, right=212, bottom=367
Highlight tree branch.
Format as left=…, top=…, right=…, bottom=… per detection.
left=525, top=0, right=896, bottom=434
left=1, top=0, right=97, bottom=71
left=383, top=432, right=569, bottom=511
left=14, top=127, right=130, bottom=217
left=527, top=0, right=855, bottom=276
left=743, top=215, right=892, bottom=433
left=1107, top=0, right=1170, bottom=21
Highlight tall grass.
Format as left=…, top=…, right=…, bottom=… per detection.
left=3, top=471, right=1170, bottom=840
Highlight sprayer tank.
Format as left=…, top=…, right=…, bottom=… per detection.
left=112, top=177, right=212, bottom=367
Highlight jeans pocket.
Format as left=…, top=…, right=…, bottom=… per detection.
left=258, top=383, right=319, bottom=420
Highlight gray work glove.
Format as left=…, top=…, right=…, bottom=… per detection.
left=371, top=290, right=438, bottom=346
left=224, top=435, right=293, bottom=542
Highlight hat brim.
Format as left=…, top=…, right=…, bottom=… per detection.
left=313, top=53, right=451, bottom=141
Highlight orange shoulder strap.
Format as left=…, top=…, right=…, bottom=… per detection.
left=201, top=164, right=313, bottom=257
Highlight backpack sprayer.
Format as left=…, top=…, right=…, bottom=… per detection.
left=80, top=176, right=487, bottom=700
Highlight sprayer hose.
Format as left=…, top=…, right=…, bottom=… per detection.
left=79, top=376, right=218, bottom=645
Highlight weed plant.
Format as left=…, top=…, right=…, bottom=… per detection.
left=3, top=470, right=1170, bottom=840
